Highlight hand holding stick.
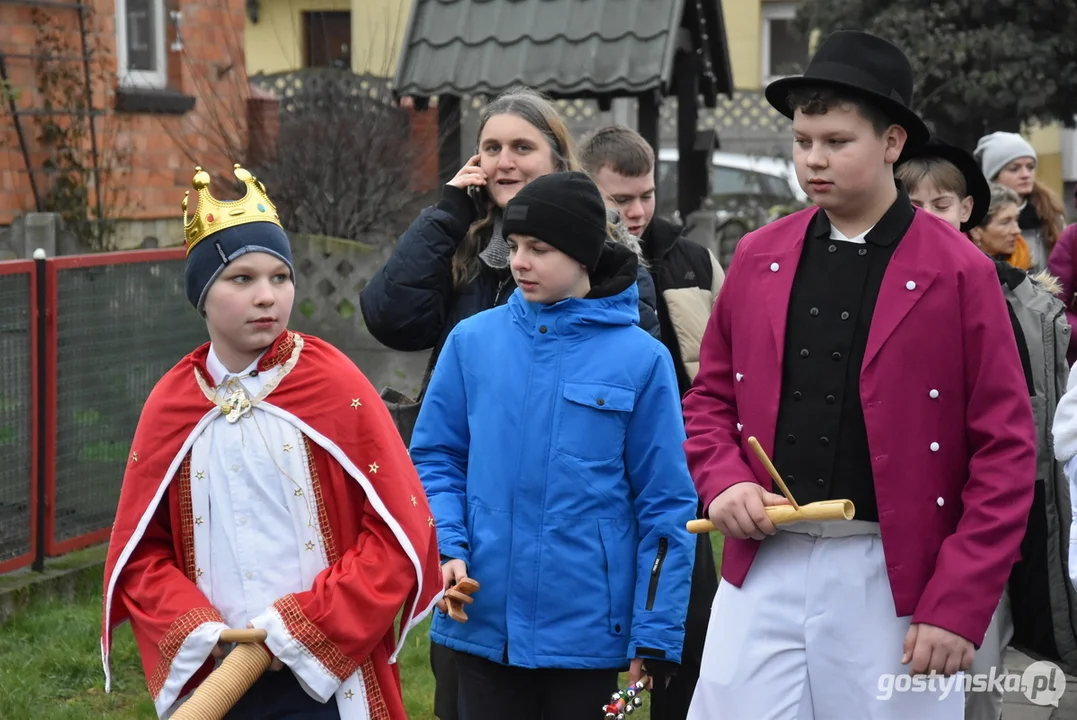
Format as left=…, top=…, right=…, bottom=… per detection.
left=171, top=628, right=272, bottom=720
left=687, top=436, right=856, bottom=534
left=688, top=499, right=854, bottom=534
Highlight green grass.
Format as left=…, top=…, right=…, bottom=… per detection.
left=0, top=534, right=723, bottom=719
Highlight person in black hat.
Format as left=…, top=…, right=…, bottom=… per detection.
left=899, top=140, right=1074, bottom=720
left=895, top=139, right=990, bottom=233
left=682, top=30, right=1036, bottom=719
left=410, top=171, right=698, bottom=720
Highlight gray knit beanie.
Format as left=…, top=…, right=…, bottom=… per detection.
left=973, top=131, right=1037, bottom=183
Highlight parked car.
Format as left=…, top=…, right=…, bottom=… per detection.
left=655, top=148, right=809, bottom=266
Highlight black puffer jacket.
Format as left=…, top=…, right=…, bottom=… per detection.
left=360, top=185, right=661, bottom=359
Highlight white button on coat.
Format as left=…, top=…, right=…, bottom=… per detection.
left=937, top=497, right=945, bottom=507
left=930, top=442, right=940, bottom=452
left=736, top=373, right=743, bottom=382
left=737, top=423, right=743, bottom=431
left=906, top=280, right=916, bottom=290
left=929, top=389, right=939, bottom=399
left=770, top=262, right=780, bottom=272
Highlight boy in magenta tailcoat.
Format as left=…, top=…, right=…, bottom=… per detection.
left=683, top=31, right=1036, bottom=719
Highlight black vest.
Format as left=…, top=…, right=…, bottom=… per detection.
left=771, top=190, right=914, bottom=522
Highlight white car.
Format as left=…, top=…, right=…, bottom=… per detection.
left=656, top=147, right=807, bottom=205
left=655, top=148, right=809, bottom=264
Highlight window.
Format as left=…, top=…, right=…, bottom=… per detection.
left=304, top=12, right=352, bottom=69
left=116, top=0, right=168, bottom=89
left=761, top=2, right=809, bottom=85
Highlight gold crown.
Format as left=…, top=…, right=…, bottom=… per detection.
left=182, top=164, right=282, bottom=255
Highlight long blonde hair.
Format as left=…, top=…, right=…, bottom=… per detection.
left=1028, top=180, right=1064, bottom=253
left=451, top=88, right=581, bottom=288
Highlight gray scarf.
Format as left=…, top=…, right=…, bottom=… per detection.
left=478, top=211, right=510, bottom=269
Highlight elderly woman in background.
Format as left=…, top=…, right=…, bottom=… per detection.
left=969, top=183, right=1028, bottom=269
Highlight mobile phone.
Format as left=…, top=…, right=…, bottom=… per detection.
left=467, top=184, right=488, bottom=212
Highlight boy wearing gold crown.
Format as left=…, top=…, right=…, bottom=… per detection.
left=100, top=165, right=443, bottom=719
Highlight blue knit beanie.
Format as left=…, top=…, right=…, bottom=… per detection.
left=184, top=221, right=294, bottom=314
left=181, top=164, right=294, bottom=314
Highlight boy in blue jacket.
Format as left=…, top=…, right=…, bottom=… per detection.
left=409, top=171, right=698, bottom=720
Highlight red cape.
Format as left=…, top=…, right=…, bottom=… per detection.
left=101, top=331, right=442, bottom=714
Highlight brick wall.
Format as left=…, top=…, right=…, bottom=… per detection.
left=0, top=0, right=252, bottom=241
left=407, top=106, right=440, bottom=193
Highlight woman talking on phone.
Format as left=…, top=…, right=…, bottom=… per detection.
left=359, top=86, right=659, bottom=720
left=361, top=87, right=658, bottom=359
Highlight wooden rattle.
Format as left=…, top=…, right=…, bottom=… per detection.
left=603, top=680, right=647, bottom=719
left=445, top=578, right=480, bottom=622
left=687, top=436, right=856, bottom=534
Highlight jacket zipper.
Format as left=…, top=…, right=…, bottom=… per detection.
left=495, top=275, right=509, bottom=306
left=645, top=537, right=668, bottom=611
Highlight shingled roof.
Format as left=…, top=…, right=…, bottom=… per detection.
left=392, top=0, right=733, bottom=102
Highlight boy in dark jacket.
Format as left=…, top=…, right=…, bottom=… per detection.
left=580, top=125, right=724, bottom=720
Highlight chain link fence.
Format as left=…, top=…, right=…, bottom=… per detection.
left=0, top=263, right=35, bottom=572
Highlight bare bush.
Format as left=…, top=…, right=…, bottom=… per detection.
left=249, top=71, right=424, bottom=240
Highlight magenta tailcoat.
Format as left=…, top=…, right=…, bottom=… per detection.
left=683, top=207, right=1037, bottom=646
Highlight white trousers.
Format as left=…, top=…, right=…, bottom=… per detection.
left=964, top=587, right=1012, bottom=720
left=687, top=522, right=965, bottom=720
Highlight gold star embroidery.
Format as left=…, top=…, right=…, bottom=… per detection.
left=195, top=516, right=203, bottom=526
left=294, top=488, right=303, bottom=497
left=410, top=495, right=417, bottom=507
left=195, top=470, right=205, bottom=480
left=427, top=516, right=435, bottom=527
left=305, top=541, right=315, bottom=551
left=130, top=451, right=139, bottom=463
left=351, top=398, right=362, bottom=409
left=369, top=462, right=379, bottom=474
left=344, top=690, right=355, bottom=700
left=283, top=443, right=293, bottom=453
left=196, top=568, right=204, bottom=578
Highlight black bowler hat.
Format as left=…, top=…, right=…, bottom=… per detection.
left=765, top=30, right=930, bottom=150
left=896, top=138, right=990, bottom=232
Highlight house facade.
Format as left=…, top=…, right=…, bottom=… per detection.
left=0, top=0, right=256, bottom=252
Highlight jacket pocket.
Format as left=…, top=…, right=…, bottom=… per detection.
left=556, top=381, right=635, bottom=461
left=599, top=519, right=634, bottom=636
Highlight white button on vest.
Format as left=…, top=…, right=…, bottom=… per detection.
left=906, top=280, right=916, bottom=290
left=736, top=373, right=743, bottom=381
left=929, top=389, right=939, bottom=399
left=930, top=442, right=940, bottom=452
left=937, top=497, right=945, bottom=507
left=770, top=262, right=779, bottom=272
left=737, top=423, right=743, bottom=431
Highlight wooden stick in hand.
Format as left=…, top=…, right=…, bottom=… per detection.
left=687, top=499, right=855, bottom=534
left=747, top=436, right=800, bottom=510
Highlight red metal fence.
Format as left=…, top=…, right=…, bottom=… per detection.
left=0, top=249, right=208, bottom=573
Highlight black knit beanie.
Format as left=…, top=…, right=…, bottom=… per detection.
left=501, top=171, right=608, bottom=272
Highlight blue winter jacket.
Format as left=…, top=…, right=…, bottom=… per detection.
left=409, top=243, right=698, bottom=671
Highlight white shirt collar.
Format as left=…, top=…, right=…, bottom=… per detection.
left=830, top=224, right=874, bottom=244
left=206, top=345, right=267, bottom=386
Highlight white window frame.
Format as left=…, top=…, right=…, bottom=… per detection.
left=115, top=0, right=168, bottom=89
left=761, top=2, right=805, bottom=86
